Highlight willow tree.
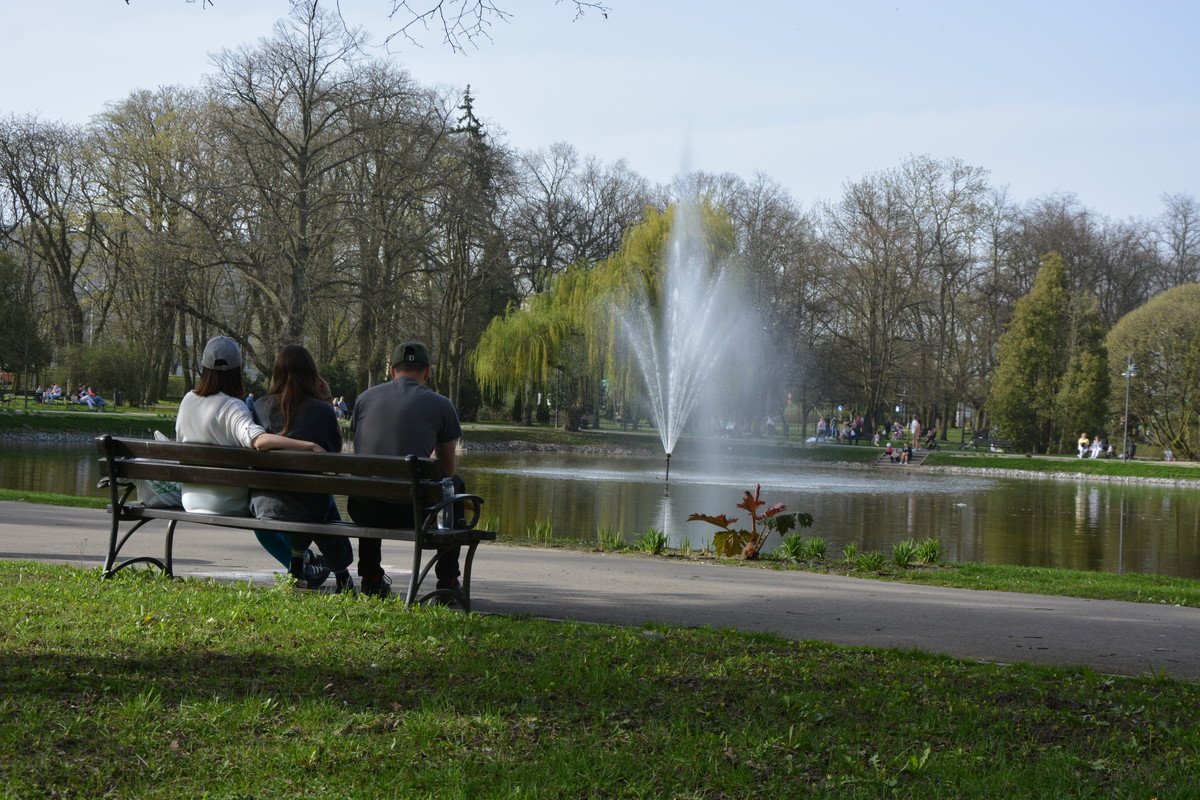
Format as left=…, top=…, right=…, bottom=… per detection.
left=471, top=201, right=736, bottom=431
left=471, top=289, right=574, bottom=425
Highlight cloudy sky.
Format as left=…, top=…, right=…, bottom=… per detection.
left=3, top=0, right=1196, bottom=219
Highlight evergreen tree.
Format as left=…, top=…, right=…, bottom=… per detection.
left=987, top=252, right=1071, bottom=452
left=1055, top=291, right=1110, bottom=450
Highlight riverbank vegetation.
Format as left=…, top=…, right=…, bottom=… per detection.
left=3, top=561, right=1199, bottom=798
left=924, top=451, right=1200, bottom=481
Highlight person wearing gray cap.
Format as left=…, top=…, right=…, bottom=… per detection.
left=176, top=336, right=332, bottom=586
left=347, top=341, right=465, bottom=600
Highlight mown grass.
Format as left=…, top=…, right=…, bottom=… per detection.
left=925, top=452, right=1199, bottom=480
left=0, top=488, right=107, bottom=509
left=763, top=558, right=1200, bottom=608
left=2, top=561, right=1199, bottom=799
left=0, top=410, right=172, bottom=437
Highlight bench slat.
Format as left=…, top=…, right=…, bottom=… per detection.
left=97, top=437, right=436, bottom=479
left=100, top=459, right=416, bottom=502
left=114, top=505, right=497, bottom=545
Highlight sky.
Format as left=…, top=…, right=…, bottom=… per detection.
left=2, top=0, right=1197, bottom=220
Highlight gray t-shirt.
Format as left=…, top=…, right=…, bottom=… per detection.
left=350, top=377, right=462, bottom=458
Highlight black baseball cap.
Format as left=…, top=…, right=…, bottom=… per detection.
left=392, top=341, right=432, bottom=367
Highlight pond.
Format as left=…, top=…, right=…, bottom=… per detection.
left=3, top=439, right=1199, bottom=579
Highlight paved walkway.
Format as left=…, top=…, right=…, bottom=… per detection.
left=2, top=500, right=1198, bottom=680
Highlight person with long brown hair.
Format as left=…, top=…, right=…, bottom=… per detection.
left=177, top=337, right=324, bottom=518
left=250, top=343, right=353, bottom=592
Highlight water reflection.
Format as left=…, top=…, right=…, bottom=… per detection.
left=3, top=440, right=1200, bottom=579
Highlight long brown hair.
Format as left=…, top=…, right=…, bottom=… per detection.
left=195, top=368, right=245, bottom=399
left=266, top=344, right=324, bottom=434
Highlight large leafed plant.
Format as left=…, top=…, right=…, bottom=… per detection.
left=688, top=485, right=813, bottom=559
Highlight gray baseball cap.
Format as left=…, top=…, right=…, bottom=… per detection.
left=200, top=336, right=243, bottom=371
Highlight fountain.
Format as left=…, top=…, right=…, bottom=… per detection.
left=618, top=197, right=747, bottom=487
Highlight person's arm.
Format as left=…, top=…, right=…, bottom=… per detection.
left=434, top=439, right=458, bottom=477
left=251, top=432, right=324, bottom=452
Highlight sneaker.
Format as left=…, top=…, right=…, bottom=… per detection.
left=290, top=550, right=330, bottom=590
left=334, top=570, right=355, bottom=594
left=360, top=573, right=391, bottom=599
left=431, top=577, right=462, bottom=606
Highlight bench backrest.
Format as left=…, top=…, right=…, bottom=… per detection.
left=96, top=435, right=445, bottom=508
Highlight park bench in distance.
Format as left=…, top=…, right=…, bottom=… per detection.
left=95, top=435, right=498, bottom=610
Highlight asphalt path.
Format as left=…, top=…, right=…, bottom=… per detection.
left=2, top=500, right=1198, bottom=680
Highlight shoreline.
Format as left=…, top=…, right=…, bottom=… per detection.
left=6, top=428, right=1199, bottom=487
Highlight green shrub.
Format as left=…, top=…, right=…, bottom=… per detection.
left=779, top=534, right=828, bottom=561
left=633, top=527, right=669, bottom=555
left=842, top=542, right=859, bottom=561
left=893, top=538, right=918, bottom=568
left=165, top=375, right=188, bottom=400
left=915, top=538, right=942, bottom=564
left=526, top=518, right=554, bottom=544
left=64, top=340, right=159, bottom=407
left=597, top=526, right=624, bottom=551
left=855, top=551, right=886, bottom=571
left=777, top=533, right=805, bottom=561
left=800, top=536, right=827, bottom=560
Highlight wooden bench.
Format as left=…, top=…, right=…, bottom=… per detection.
left=962, top=436, right=1011, bottom=453
left=96, top=435, right=498, bottom=610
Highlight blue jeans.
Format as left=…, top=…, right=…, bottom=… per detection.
left=254, top=497, right=353, bottom=573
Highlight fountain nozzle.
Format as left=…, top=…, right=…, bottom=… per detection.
left=664, top=452, right=672, bottom=485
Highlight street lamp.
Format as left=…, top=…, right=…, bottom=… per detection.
left=1121, top=355, right=1136, bottom=460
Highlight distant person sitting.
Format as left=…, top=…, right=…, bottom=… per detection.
left=1089, top=436, right=1103, bottom=459
left=1077, top=432, right=1090, bottom=458
left=885, top=443, right=899, bottom=463
left=83, top=387, right=106, bottom=411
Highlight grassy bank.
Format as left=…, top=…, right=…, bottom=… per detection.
left=0, top=488, right=107, bottom=509
left=1, top=487, right=1194, bottom=607
left=769, top=558, right=1200, bottom=608
left=3, top=561, right=1198, bottom=798
left=924, top=451, right=1200, bottom=481
left=0, top=409, right=173, bottom=437
left=488, top=531, right=1200, bottom=609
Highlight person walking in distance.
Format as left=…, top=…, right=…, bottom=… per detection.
left=347, top=342, right=465, bottom=601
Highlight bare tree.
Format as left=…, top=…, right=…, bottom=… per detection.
left=0, top=116, right=98, bottom=347
left=817, top=171, right=921, bottom=427
left=344, top=0, right=610, bottom=52
left=206, top=0, right=373, bottom=350
left=1156, top=192, right=1200, bottom=289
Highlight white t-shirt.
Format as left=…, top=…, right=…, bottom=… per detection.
left=176, top=391, right=267, bottom=515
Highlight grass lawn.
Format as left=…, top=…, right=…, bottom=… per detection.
left=2, top=561, right=1198, bottom=799
left=0, top=408, right=174, bottom=437
left=924, top=451, right=1200, bottom=481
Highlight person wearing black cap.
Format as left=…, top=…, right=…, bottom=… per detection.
left=347, top=341, right=464, bottom=600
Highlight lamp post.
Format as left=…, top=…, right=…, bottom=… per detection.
left=1121, top=355, right=1136, bottom=460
